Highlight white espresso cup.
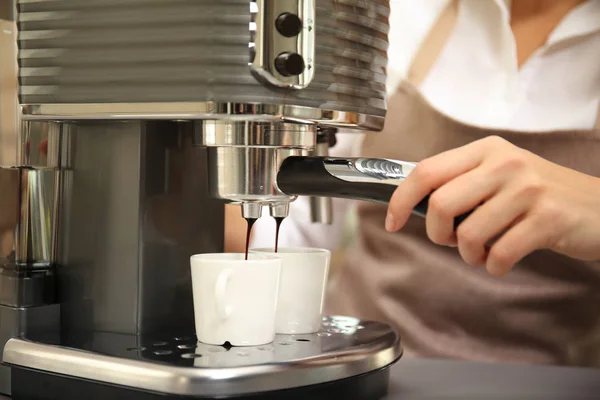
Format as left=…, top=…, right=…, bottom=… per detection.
left=250, top=248, right=330, bottom=334
left=190, top=253, right=281, bottom=346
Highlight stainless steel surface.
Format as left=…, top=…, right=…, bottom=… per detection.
left=325, top=157, right=417, bottom=184
left=21, top=102, right=386, bottom=131
left=0, top=166, right=60, bottom=269
left=197, top=120, right=315, bottom=213
left=195, top=120, right=315, bottom=148
left=310, top=138, right=333, bottom=224
left=269, top=202, right=289, bottom=218
left=56, top=121, right=224, bottom=336
left=310, top=196, right=333, bottom=224
left=18, top=121, right=64, bottom=169
left=17, top=0, right=390, bottom=131
left=0, top=304, right=60, bottom=395
left=241, top=203, right=262, bottom=220
left=250, top=0, right=316, bottom=89
left=0, top=5, right=18, bottom=168
left=207, top=146, right=304, bottom=205
left=15, top=169, right=59, bottom=266
left=3, top=316, right=401, bottom=397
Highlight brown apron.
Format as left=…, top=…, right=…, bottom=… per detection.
left=325, top=2, right=600, bottom=366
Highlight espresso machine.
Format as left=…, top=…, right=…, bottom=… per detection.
left=0, top=0, right=404, bottom=398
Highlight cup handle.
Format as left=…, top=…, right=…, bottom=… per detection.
left=215, top=269, right=233, bottom=320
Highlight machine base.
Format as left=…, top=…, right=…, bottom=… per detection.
left=0, top=303, right=60, bottom=396
left=3, top=317, right=401, bottom=398
left=11, top=366, right=391, bottom=400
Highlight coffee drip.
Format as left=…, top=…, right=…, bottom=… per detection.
left=274, top=217, right=284, bottom=253
left=243, top=216, right=286, bottom=260
left=244, top=218, right=257, bottom=260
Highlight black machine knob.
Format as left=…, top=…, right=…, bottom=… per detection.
left=275, top=52, right=305, bottom=77
left=276, top=12, right=303, bottom=37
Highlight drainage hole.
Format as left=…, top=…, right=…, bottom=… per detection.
left=181, top=353, right=203, bottom=359
left=126, top=347, right=146, bottom=351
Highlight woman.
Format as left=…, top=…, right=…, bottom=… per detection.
left=241, top=0, right=600, bottom=366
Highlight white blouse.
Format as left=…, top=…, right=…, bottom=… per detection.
left=250, top=0, right=600, bottom=251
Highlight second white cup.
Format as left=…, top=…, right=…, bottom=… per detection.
left=250, top=247, right=330, bottom=334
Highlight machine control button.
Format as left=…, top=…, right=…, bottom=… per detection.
left=276, top=12, right=303, bottom=37
left=177, top=344, right=196, bottom=350
left=275, top=52, right=305, bottom=77
left=153, top=350, right=173, bottom=356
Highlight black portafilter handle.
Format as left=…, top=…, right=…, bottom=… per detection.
left=276, top=156, right=472, bottom=229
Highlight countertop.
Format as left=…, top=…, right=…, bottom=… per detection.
left=387, top=358, right=600, bottom=399
left=1, top=358, right=599, bottom=399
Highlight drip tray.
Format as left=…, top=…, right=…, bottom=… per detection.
left=3, top=316, right=402, bottom=399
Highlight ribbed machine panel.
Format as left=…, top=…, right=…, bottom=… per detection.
left=17, top=0, right=389, bottom=116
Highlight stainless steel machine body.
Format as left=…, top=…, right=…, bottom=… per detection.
left=0, top=0, right=399, bottom=398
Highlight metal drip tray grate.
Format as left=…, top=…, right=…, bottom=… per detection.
left=3, top=316, right=401, bottom=398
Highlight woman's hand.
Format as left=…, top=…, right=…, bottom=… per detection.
left=385, top=136, right=600, bottom=276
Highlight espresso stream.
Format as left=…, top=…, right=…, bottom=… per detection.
left=244, top=217, right=285, bottom=260
left=244, top=218, right=257, bottom=260
left=274, top=217, right=285, bottom=253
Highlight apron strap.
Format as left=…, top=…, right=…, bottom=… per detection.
left=406, top=0, right=459, bottom=87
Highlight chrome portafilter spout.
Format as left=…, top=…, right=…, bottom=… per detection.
left=277, top=157, right=472, bottom=228
left=193, top=120, right=316, bottom=219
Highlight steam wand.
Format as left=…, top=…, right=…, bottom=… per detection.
left=277, top=157, right=472, bottom=229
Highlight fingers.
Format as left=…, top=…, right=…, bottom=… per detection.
left=485, top=215, right=551, bottom=276
left=382, top=134, right=583, bottom=277
left=386, top=141, right=487, bottom=232
left=454, top=184, right=534, bottom=267
left=425, top=167, right=502, bottom=247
